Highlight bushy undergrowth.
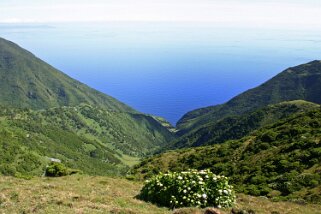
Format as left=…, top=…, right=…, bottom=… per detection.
left=139, top=169, right=235, bottom=208
left=135, top=109, right=321, bottom=203
left=45, top=162, right=80, bottom=177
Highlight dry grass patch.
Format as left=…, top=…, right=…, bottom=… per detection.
left=0, top=175, right=170, bottom=214
left=0, top=176, right=320, bottom=214
left=227, top=194, right=321, bottom=214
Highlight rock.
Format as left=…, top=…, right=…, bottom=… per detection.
left=248, top=209, right=255, bottom=214
left=173, top=208, right=202, bottom=214
left=231, top=208, right=239, bottom=214
left=231, top=208, right=255, bottom=214
left=231, top=208, right=247, bottom=214
left=48, top=157, right=61, bottom=163
left=204, top=208, right=221, bottom=214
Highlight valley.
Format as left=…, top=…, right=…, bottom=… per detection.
left=0, top=37, right=321, bottom=213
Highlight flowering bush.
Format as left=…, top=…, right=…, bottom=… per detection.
left=139, top=169, right=235, bottom=208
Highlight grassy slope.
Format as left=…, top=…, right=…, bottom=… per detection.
left=0, top=37, right=176, bottom=176
left=0, top=37, right=135, bottom=113
left=0, top=105, right=174, bottom=176
left=177, top=60, right=321, bottom=135
left=0, top=175, right=320, bottom=214
left=133, top=108, right=321, bottom=203
left=167, top=101, right=319, bottom=150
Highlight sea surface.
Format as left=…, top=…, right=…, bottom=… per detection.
left=1, top=22, right=321, bottom=125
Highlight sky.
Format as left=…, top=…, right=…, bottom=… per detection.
left=0, top=0, right=321, bottom=28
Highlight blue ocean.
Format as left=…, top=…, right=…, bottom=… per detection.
left=1, top=22, right=321, bottom=124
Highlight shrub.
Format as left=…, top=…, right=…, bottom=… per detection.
left=45, top=162, right=69, bottom=177
left=0, top=164, right=16, bottom=176
left=268, top=190, right=282, bottom=198
left=45, top=162, right=80, bottom=177
left=139, top=169, right=235, bottom=209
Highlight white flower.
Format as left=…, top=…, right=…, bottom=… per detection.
left=183, top=189, right=187, bottom=193
left=223, top=190, right=228, bottom=194
left=202, top=193, right=207, bottom=199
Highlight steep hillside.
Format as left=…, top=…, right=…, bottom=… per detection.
left=0, top=37, right=134, bottom=112
left=0, top=104, right=174, bottom=176
left=0, top=37, right=176, bottom=176
left=177, top=60, right=321, bottom=135
left=167, top=100, right=319, bottom=149
left=133, top=108, right=321, bottom=203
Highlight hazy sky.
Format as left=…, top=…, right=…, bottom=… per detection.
left=1, top=0, right=321, bottom=28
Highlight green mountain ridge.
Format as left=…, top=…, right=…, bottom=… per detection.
left=2, top=36, right=321, bottom=207
left=133, top=60, right=321, bottom=204
left=133, top=105, right=321, bottom=203
left=177, top=60, right=321, bottom=135
left=167, top=100, right=319, bottom=150
left=0, top=37, right=134, bottom=112
left=0, top=37, right=175, bottom=176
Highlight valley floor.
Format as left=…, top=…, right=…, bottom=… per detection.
left=0, top=175, right=320, bottom=214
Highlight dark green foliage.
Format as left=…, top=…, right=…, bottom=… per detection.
left=177, top=60, right=321, bottom=135
left=45, top=162, right=80, bottom=177
left=133, top=108, right=321, bottom=203
left=0, top=104, right=174, bottom=177
left=139, top=170, right=235, bottom=208
left=45, top=162, right=69, bottom=177
left=167, top=100, right=319, bottom=150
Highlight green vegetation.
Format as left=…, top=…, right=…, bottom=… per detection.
left=0, top=104, right=174, bottom=177
left=177, top=60, right=321, bottom=135
left=161, top=61, right=321, bottom=207
left=152, top=116, right=177, bottom=133
left=1, top=37, right=321, bottom=212
left=168, top=101, right=319, bottom=150
left=0, top=37, right=175, bottom=177
left=0, top=37, right=135, bottom=112
left=139, top=170, right=235, bottom=209
left=133, top=108, right=321, bottom=203
left=45, top=162, right=81, bottom=177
